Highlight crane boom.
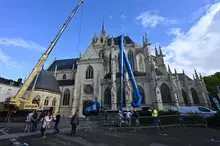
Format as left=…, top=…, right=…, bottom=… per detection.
left=8, top=0, right=84, bottom=109
left=119, top=35, right=142, bottom=108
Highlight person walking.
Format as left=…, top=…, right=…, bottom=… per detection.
left=40, top=112, right=52, bottom=138
left=54, top=112, right=61, bottom=134
left=23, top=111, right=34, bottom=132
left=31, top=111, right=38, bottom=132
left=70, top=110, right=79, bottom=136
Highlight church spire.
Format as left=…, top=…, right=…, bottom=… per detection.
left=174, top=68, right=179, bottom=80
left=174, top=68, right=178, bottom=75
left=199, top=73, right=203, bottom=80
left=111, top=36, right=115, bottom=47
left=101, top=17, right=106, bottom=35
left=159, top=45, right=163, bottom=55
left=155, top=46, right=158, bottom=56
left=168, top=64, right=172, bottom=74
left=143, top=32, right=151, bottom=47
left=182, top=69, right=185, bottom=75
left=193, top=74, right=195, bottom=80
left=194, top=68, right=199, bottom=80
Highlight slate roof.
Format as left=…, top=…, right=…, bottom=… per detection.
left=47, top=58, right=78, bottom=71
left=175, top=73, right=192, bottom=81
left=58, top=80, right=75, bottom=86
left=104, top=71, right=146, bottom=79
left=106, top=36, right=134, bottom=46
left=0, top=77, right=22, bottom=87
left=28, top=69, right=60, bottom=93
left=155, top=68, right=163, bottom=76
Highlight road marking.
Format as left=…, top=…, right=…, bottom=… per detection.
left=56, top=134, right=95, bottom=146
left=159, top=133, right=169, bottom=136
left=0, top=128, right=28, bottom=146
left=150, top=143, right=168, bottom=146
left=51, top=138, right=73, bottom=146
left=56, top=134, right=106, bottom=146
left=205, top=138, right=220, bottom=143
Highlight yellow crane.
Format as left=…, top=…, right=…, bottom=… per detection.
left=4, top=0, right=84, bottom=111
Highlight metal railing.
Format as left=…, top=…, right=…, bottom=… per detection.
left=99, top=114, right=208, bottom=132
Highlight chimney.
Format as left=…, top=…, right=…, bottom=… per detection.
left=18, top=78, right=22, bottom=83
left=17, top=78, right=23, bottom=87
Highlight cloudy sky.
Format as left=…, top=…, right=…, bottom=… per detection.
left=0, top=0, right=220, bottom=80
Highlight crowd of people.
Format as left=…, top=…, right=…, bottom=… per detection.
left=115, top=108, right=159, bottom=129
left=22, top=107, right=159, bottom=138
left=23, top=110, right=79, bottom=138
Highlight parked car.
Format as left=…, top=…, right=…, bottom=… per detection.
left=170, top=106, right=217, bottom=118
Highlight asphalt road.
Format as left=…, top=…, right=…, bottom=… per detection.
left=0, top=127, right=220, bottom=146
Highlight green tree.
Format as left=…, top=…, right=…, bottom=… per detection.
left=203, top=72, right=220, bottom=97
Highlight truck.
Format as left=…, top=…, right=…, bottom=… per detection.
left=84, top=100, right=101, bottom=116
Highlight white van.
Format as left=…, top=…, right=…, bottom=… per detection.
left=170, top=106, right=217, bottom=118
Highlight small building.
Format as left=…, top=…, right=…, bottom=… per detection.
left=23, top=69, right=61, bottom=115
left=0, top=77, right=23, bottom=103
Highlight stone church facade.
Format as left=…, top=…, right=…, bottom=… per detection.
left=47, top=24, right=211, bottom=117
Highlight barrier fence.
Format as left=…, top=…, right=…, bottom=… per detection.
left=0, top=110, right=218, bottom=134
left=0, top=116, right=97, bottom=135
left=98, top=114, right=208, bottom=132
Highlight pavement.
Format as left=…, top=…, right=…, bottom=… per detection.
left=0, top=126, right=220, bottom=146
left=0, top=117, right=97, bottom=134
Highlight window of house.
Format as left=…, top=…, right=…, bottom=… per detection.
left=86, top=65, right=94, bottom=79
left=32, top=96, right=40, bottom=106
left=62, top=74, right=66, bottom=79
left=7, top=89, right=12, bottom=95
left=63, top=89, right=70, bottom=106
left=44, top=97, right=49, bottom=106
left=52, top=98, right=56, bottom=106
left=10, top=81, right=14, bottom=86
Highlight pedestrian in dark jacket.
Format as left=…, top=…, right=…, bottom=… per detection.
left=54, top=112, right=61, bottom=134
left=31, top=111, right=38, bottom=132
left=70, top=110, right=79, bottom=136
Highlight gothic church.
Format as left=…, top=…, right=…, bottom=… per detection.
left=47, top=23, right=211, bottom=117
